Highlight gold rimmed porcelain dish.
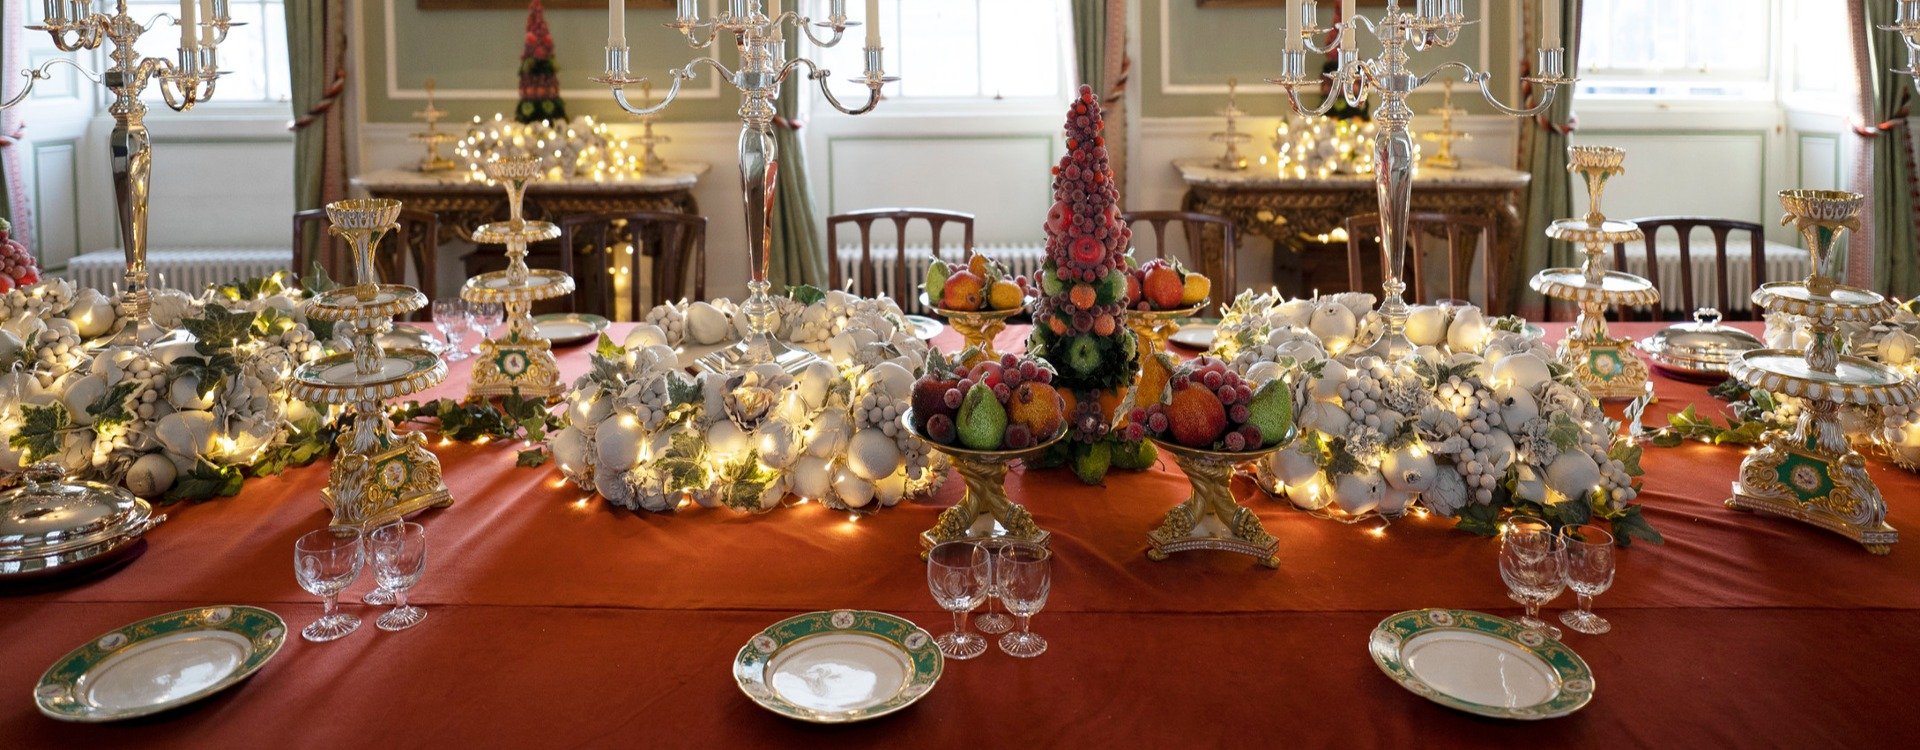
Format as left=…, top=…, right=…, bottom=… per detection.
left=734, top=610, right=943, bottom=724
left=36, top=605, right=287, bottom=722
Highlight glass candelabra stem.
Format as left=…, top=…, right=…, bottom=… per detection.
left=737, top=110, right=781, bottom=360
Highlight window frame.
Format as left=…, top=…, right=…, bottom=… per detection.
left=1574, top=0, right=1777, bottom=103
left=806, top=0, right=1078, bottom=118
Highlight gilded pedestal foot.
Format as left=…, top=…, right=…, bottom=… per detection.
left=1556, top=335, right=1650, bottom=401
left=1145, top=439, right=1281, bottom=568
left=322, top=411, right=453, bottom=531
left=1727, top=435, right=1898, bottom=554
left=919, top=450, right=1051, bottom=558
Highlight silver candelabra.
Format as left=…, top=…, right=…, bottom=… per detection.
left=1268, top=0, right=1572, bottom=359
left=593, top=0, right=892, bottom=373
left=1888, top=0, right=1920, bottom=86
left=3, top=0, right=235, bottom=341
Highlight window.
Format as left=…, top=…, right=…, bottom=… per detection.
left=123, top=0, right=290, bottom=106
left=1578, top=0, right=1770, bottom=98
left=813, top=0, right=1073, bottom=105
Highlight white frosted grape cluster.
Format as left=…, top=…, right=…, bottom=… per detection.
left=552, top=292, right=946, bottom=516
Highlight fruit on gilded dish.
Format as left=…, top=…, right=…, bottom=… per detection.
left=1181, top=273, right=1211, bottom=306
left=1009, top=381, right=1065, bottom=439
left=941, top=270, right=985, bottom=311
left=924, top=260, right=951, bottom=302
left=1243, top=380, right=1293, bottom=447
left=956, top=382, right=1008, bottom=450
left=1142, top=262, right=1185, bottom=310
left=911, top=376, right=959, bottom=431
left=1167, top=380, right=1228, bottom=448
left=989, top=279, right=1024, bottom=310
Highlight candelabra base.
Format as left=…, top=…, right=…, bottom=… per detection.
left=694, top=334, right=826, bottom=376
left=322, top=417, right=454, bottom=531
left=1145, top=440, right=1281, bottom=569
left=1728, top=435, right=1895, bottom=555
left=468, top=335, right=565, bottom=402
left=1555, top=335, right=1651, bottom=401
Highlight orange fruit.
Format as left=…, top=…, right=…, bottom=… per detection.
left=941, top=270, right=985, bottom=311
left=988, top=280, right=1023, bottom=310
left=1069, top=283, right=1097, bottom=310
left=968, top=253, right=989, bottom=277
left=1180, top=273, right=1211, bottom=306
left=1009, top=382, right=1065, bottom=438
left=1092, top=312, right=1117, bottom=336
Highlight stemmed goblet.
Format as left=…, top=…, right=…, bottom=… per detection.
left=370, top=521, right=429, bottom=631
left=927, top=541, right=990, bottom=660
left=432, top=298, right=468, bottom=361
left=294, top=528, right=365, bottom=642
left=467, top=301, right=503, bottom=355
left=995, top=542, right=1052, bottom=658
left=1559, top=524, right=1617, bottom=635
left=1498, top=515, right=1566, bottom=639
left=974, top=537, right=1013, bottom=635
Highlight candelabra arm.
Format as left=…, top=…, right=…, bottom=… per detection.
left=138, top=13, right=177, bottom=32
left=0, top=58, right=102, bottom=110
left=1415, top=61, right=1475, bottom=89
left=674, top=21, right=725, bottom=50
left=793, top=16, right=851, bottom=48
left=606, top=63, right=706, bottom=118
left=1459, top=69, right=1558, bottom=118
left=1302, top=30, right=1340, bottom=55
left=788, top=57, right=885, bottom=116
left=1279, top=81, right=1343, bottom=118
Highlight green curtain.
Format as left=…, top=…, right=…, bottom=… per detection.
left=767, top=35, right=827, bottom=291
left=287, top=0, right=347, bottom=274
left=1867, top=2, right=1919, bottom=298
left=1514, top=1, right=1581, bottom=319
left=1, top=4, right=19, bottom=234
left=1072, top=0, right=1126, bottom=204
left=1073, top=0, right=1106, bottom=95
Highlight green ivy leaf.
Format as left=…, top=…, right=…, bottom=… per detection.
left=1609, top=505, right=1665, bottom=547
left=1453, top=503, right=1503, bottom=536
left=515, top=448, right=551, bottom=467
left=594, top=332, right=623, bottom=360
left=163, top=460, right=246, bottom=503
left=302, top=260, right=339, bottom=296
left=1546, top=411, right=1583, bottom=453
left=181, top=304, right=258, bottom=356
left=86, top=380, right=143, bottom=432
left=786, top=284, right=825, bottom=306
left=10, top=404, right=72, bottom=462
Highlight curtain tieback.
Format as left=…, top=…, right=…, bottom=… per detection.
left=774, top=115, right=805, bottom=131
left=1103, top=54, right=1131, bottom=106
left=291, top=65, right=348, bottom=133
left=1534, top=113, right=1577, bottom=135
left=1853, top=108, right=1912, bottom=138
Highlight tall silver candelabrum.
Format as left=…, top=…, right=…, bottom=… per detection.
left=1886, top=0, right=1920, bottom=86
left=593, top=0, right=891, bottom=373
left=3, top=1, right=234, bottom=341
left=1268, top=0, right=1572, bottom=359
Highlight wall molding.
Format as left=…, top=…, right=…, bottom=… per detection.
left=1156, top=0, right=1495, bottom=97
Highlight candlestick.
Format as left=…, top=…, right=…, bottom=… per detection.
left=179, top=0, right=197, bottom=50
left=199, top=0, right=215, bottom=47
left=1543, top=0, right=1561, bottom=50
left=866, top=0, right=881, bottom=48
left=770, top=0, right=783, bottom=40
left=1286, top=0, right=1303, bottom=51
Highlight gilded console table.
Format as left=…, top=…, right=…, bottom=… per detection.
left=353, top=165, right=710, bottom=247
left=1175, top=159, right=1529, bottom=313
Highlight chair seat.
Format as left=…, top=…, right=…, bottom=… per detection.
left=61, top=248, right=293, bottom=294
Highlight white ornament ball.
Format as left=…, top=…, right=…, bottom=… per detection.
left=847, top=428, right=904, bottom=481
left=832, top=467, right=875, bottom=508
left=792, top=455, right=833, bottom=499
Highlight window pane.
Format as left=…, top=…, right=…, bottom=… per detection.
left=124, top=0, right=279, bottom=104
left=979, top=0, right=1063, bottom=99
left=1580, top=0, right=1765, bottom=77
left=896, top=0, right=981, bottom=97
left=812, top=0, right=1066, bottom=102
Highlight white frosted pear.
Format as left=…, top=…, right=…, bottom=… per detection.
left=1485, top=431, right=1518, bottom=473
left=795, top=361, right=836, bottom=409
left=125, top=452, right=178, bottom=498
left=685, top=301, right=731, bottom=345
left=863, top=361, right=916, bottom=400
left=67, top=288, right=117, bottom=339
left=1881, top=330, right=1919, bottom=365
left=1379, top=487, right=1417, bottom=516
left=1446, top=306, right=1488, bottom=352
left=1243, top=361, right=1285, bottom=386
left=1300, top=400, right=1352, bottom=436
left=1511, top=464, right=1548, bottom=504
left=1490, top=353, right=1552, bottom=391
left=60, top=373, right=109, bottom=427
left=1405, top=305, right=1449, bottom=346
left=155, top=410, right=216, bottom=459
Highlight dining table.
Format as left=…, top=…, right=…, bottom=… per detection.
left=3, top=321, right=1918, bottom=747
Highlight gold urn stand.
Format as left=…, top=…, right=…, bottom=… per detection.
left=920, top=294, right=1023, bottom=358
left=1725, top=189, right=1920, bottom=554
left=1530, top=146, right=1659, bottom=400
left=1146, top=437, right=1286, bottom=569
left=461, top=159, right=576, bottom=402
left=1123, top=303, right=1206, bottom=356
left=292, top=199, right=453, bottom=531
left=909, top=413, right=1064, bottom=558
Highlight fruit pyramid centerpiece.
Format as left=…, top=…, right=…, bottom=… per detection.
left=515, top=0, right=567, bottom=124
left=1028, top=85, right=1148, bottom=484
left=0, top=218, right=40, bottom=294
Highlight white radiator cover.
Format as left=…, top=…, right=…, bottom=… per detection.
left=835, top=243, right=1046, bottom=314
left=61, top=248, right=294, bottom=295
left=1613, top=239, right=1810, bottom=314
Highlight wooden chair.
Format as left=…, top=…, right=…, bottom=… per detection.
left=556, top=211, right=708, bottom=318
left=293, top=207, right=439, bottom=319
left=1344, top=212, right=1500, bottom=312
left=1612, top=216, right=1766, bottom=321
left=1121, top=210, right=1239, bottom=311
left=827, top=208, right=975, bottom=303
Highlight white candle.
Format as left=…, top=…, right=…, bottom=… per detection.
left=1339, top=0, right=1356, bottom=50
left=866, top=0, right=881, bottom=48
left=1286, top=0, right=1302, bottom=51
left=610, top=0, right=626, bottom=47
left=769, top=0, right=782, bottom=41
left=178, top=0, right=197, bottom=50
left=199, top=0, right=215, bottom=46
left=1543, top=0, right=1561, bottom=49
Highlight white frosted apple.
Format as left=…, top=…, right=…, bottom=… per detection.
left=551, top=425, right=590, bottom=478
left=807, top=410, right=852, bottom=457
left=624, top=323, right=669, bottom=349
left=755, top=419, right=801, bottom=468
left=1310, top=359, right=1350, bottom=401
left=567, top=387, right=613, bottom=427
left=1490, top=352, right=1552, bottom=391
left=60, top=372, right=109, bottom=427
left=595, top=415, right=647, bottom=474
left=155, top=410, right=216, bottom=459
left=1299, top=400, right=1352, bottom=436
left=1244, top=361, right=1286, bottom=386
left=125, top=452, right=179, bottom=498
left=1270, top=441, right=1322, bottom=485
left=706, top=420, right=752, bottom=460
left=847, top=428, right=903, bottom=481
left=874, top=471, right=908, bottom=507
left=1379, top=487, right=1417, bottom=516
left=1405, top=305, right=1449, bottom=347
left=1309, top=301, right=1358, bottom=347
left=1545, top=451, right=1603, bottom=502
left=1381, top=442, right=1439, bottom=492
left=832, top=467, right=876, bottom=508
left=791, top=455, right=833, bottom=499
left=1881, top=329, right=1919, bottom=365
left=1287, top=471, right=1333, bottom=511
left=1494, top=382, right=1539, bottom=427
left=1331, top=469, right=1386, bottom=516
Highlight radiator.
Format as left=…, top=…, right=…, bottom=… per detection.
left=61, top=248, right=294, bottom=295
left=834, top=243, right=1046, bottom=314
left=1613, top=240, right=1810, bottom=315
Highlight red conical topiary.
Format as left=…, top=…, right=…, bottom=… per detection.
left=515, top=0, right=567, bottom=123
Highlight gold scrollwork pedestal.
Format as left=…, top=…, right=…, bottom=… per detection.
left=1146, top=439, right=1283, bottom=568
left=921, top=294, right=1022, bottom=359
left=1729, top=431, right=1897, bottom=554
left=910, top=415, right=1063, bottom=558
left=461, top=158, right=576, bottom=402
left=1530, top=146, right=1660, bottom=400
left=1124, top=303, right=1206, bottom=356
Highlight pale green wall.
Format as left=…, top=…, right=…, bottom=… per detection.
left=1142, top=0, right=1519, bottom=118
left=361, top=2, right=737, bottom=123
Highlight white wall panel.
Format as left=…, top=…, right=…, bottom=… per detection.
left=30, top=141, right=80, bottom=270
left=1570, top=131, right=1768, bottom=227
left=1797, top=134, right=1840, bottom=191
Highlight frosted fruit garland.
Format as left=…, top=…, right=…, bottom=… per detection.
left=1027, top=85, right=1147, bottom=484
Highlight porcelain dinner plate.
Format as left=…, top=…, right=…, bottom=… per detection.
left=734, top=609, right=942, bottom=724
left=533, top=313, right=612, bottom=345
left=1368, top=608, right=1593, bottom=720
left=36, top=605, right=286, bottom=722
left=904, top=315, right=942, bottom=341
left=1168, top=323, right=1216, bottom=350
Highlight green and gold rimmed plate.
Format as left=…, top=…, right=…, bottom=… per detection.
left=1369, top=608, right=1593, bottom=720
left=533, top=312, right=611, bottom=346
left=36, top=605, right=287, bottom=722
left=734, top=609, right=943, bottom=724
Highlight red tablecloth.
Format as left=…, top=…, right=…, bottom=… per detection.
left=5, top=322, right=1919, bottom=747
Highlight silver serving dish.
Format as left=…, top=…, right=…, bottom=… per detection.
left=0, top=463, right=165, bottom=580
left=1635, top=308, right=1764, bottom=381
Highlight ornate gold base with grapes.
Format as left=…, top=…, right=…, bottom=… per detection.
left=1726, top=189, right=1920, bottom=555
left=1146, top=434, right=1291, bottom=569
left=291, top=199, right=452, bottom=530
left=1530, top=146, right=1660, bottom=400
left=1123, top=303, right=1207, bottom=356
left=919, top=294, right=1023, bottom=359
left=461, top=158, right=575, bottom=402
left=906, top=411, right=1065, bottom=558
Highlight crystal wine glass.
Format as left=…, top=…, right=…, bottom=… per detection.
left=995, top=542, right=1052, bottom=658
left=1499, top=515, right=1566, bottom=639
left=974, top=537, right=1013, bottom=635
left=370, top=521, right=429, bottom=631
left=1558, top=524, right=1616, bottom=635
left=431, top=298, right=468, bottom=361
left=467, top=301, right=503, bottom=355
left=294, top=528, right=365, bottom=642
left=926, top=541, right=990, bottom=660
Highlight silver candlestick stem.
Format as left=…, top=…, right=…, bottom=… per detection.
left=1268, top=0, right=1572, bottom=360
left=1885, top=0, right=1920, bottom=86
left=4, top=0, right=236, bottom=341
left=592, top=0, right=892, bottom=373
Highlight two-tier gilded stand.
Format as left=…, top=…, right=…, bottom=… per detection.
left=1727, top=190, right=1920, bottom=555
left=1529, top=146, right=1659, bottom=400
left=410, top=79, right=458, bottom=172
left=461, top=159, right=576, bottom=401
left=920, top=294, right=1022, bottom=359
left=1146, top=435, right=1290, bottom=569
left=291, top=199, right=453, bottom=531
left=1124, top=303, right=1206, bottom=356
left=908, top=413, right=1062, bottom=558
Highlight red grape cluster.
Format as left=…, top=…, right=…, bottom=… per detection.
left=1128, top=357, right=1264, bottom=451
left=0, top=220, right=38, bottom=293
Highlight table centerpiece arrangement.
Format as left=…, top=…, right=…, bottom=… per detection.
left=461, top=157, right=575, bottom=401
left=552, top=289, right=943, bottom=515
left=1725, top=190, right=1920, bottom=554
left=1528, top=145, right=1659, bottom=400
left=290, top=199, right=451, bottom=530
left=907, top=349, right=1068, bottom=554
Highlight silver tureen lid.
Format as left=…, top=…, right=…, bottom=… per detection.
left=0, top=462, right=164, bottom=578
left=1635, top=308, right=1764, bottom=379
